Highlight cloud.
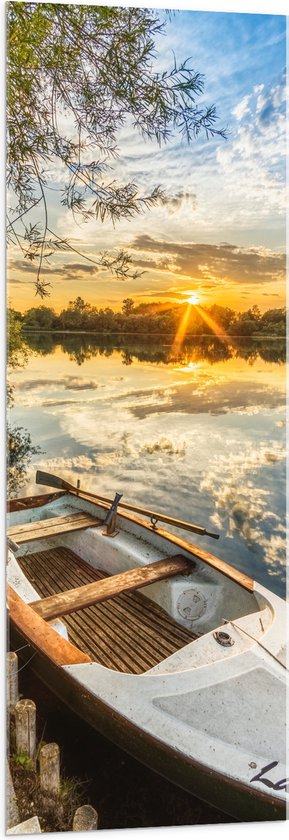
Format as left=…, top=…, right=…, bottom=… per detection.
left=217, top=71, right=286, bottom=219
left=41, top=399, right=77, bottom=407
left=142, top=436, right=187, bottom=456
left=134, top=289, right=185, bottom=300
left=62, top=263, right=99, bottom=279
left=131, top=235, right=285, bottom=286
left=8, top=259, right=98, bottom=280
left=201, top=441, right=286, bottom=573
left=232, top=94, right=252, bottom=121
left=64, top=377, right=99, bottom=391
left=116, top=378, right=284, bottom=420
left=160, top=190, right=197, bottom=214
left=17, top=376, right=99, bottom=392
left=8, top=278, right=35, bottom=286
left=9, top=260, right=52, bottom=276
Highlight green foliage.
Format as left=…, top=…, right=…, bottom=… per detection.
left=260, top=308, right=286, bottom=335
left=7, top=309, right=29, bottom=370
left=122, top=298, right=135, bottom=316
left=23, top=305, right=57, bottom=330
left=7, top=308, right=42, bottom=496
left=17, top=300, right=287, bottom=340
left=7, top=424, right=41, bottom=497
left=13, top=752, right=34, bottom=771
left=59, top=779, right=75, bottom=799
left=7, top=3, right=225, bottom=294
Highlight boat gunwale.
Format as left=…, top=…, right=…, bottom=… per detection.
left=7, top=491, right=255, bottom=592
left=8, top=584, right=92, bottom=666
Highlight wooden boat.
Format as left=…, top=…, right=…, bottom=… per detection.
left=7, top=471, right=288, bottom=822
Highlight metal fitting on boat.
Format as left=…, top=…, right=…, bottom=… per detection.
left=102, top=492, right=123, bottom=537
left=213, top=630, right=234, bottom=646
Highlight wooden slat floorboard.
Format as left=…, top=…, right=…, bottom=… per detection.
left=46, top=547, right=192, bottom=647
left=30, top=551, right=178, bottom=665
left=18, top=547, right=196, bottom=674
left=29, top=547, right=194, bottom=649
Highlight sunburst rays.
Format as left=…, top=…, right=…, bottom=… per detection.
left=172, top=300, right=231, bottom=354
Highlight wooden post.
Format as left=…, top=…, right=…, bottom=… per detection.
left=73, top=805, right=98, bottom=831
left=15, top=699, right=36, bottom=761
left=7, top=652, right=19, bottom=712
left=39, top=743, right=60, bottom=796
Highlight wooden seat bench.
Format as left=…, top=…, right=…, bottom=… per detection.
left=31, top=555, right=192, bottom=621
left=7, top=512, right=102, bottom=545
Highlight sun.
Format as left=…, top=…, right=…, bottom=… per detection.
left=186, top=292, right=200, bottom=305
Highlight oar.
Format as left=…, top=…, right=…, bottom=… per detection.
left=35, top=470, right=219, bottom=540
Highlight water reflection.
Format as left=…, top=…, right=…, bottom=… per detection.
left=11, top=332, right=286, bottom=597
left=23, top=331, right=286, bottom=366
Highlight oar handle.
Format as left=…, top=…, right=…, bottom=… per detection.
left=205, top=531, right=219, bottom=540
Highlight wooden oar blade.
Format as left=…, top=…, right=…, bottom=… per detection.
left=35, top=470, right=76, bottom=492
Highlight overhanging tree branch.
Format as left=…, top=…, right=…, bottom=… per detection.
left=7, top=3, right=227, bottom=296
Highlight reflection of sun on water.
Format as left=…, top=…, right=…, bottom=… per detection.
left=174, top=361, right=201, bottom=373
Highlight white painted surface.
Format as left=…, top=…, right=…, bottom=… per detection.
left=64, top=640, right=288, bottom=802
left=7, top=816, right=41, bottom=834
left=7, top=551, right=69, bottom=640
left=8, top=495, right=261, bottom=633
left=8, top=494, right=288, bottom=809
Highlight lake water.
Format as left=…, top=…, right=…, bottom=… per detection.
left=10, top=332, right=286, bottom=598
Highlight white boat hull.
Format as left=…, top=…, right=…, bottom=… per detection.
left=7, top=490, right=288, bottom=821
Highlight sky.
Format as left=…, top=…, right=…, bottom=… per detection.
left=7, top=4, right=286, bottom=315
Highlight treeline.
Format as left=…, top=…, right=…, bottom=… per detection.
left=11, top=297, right=286, bottom=337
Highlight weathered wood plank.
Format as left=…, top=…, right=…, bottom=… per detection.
left=8, top=512, right=88, bottom=536
left=31, top=555, right=191, bottom=621
left=7, top=491, right=66, bottom=513
left=7, top=512, right=101, bottom=544
left=7, top=585, right=91, bottom=666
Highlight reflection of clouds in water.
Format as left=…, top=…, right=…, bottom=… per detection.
left=201, top=442, right=286, bottom=572
left=119, top=379, right=284, bottom=419
left=142, top=437, right=186, bottom=456
left=15, top=372, right=285, bottom=419
left=15, top=341, right=286, bottom=597
left=17, top=376, right=100, bottom=392
left=32, top=429, right=286, bottom=586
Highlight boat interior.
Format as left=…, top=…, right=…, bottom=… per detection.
left=7, top=492, right=270, bottom=674
left=16, top=545, right=196, bottom=673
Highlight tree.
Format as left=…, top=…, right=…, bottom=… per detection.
left=7, top=309, right=29, bottom=369
left=260, top=308, right=286, bottom=336
left=7, top=309, right=41, bottom=495
left=22, top=305, right=56, bottom=329
left=122, top=298, right=135, bottom=317
left=7, top=3, right=225, bottom=296
left=8, top=425, right=41, bottom=497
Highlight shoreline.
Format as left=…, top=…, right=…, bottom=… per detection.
left=20, top=328, right=284, bottom=340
